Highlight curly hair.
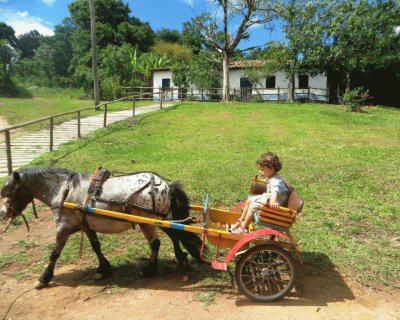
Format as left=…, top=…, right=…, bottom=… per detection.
left=256, top=152, right=282, bottom=172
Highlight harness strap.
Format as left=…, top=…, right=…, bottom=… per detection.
left=150, top=174, right=156, bottom=212
left=51, top=172, right=75, bottom=211
left=94, top=197, right=169, bottom=219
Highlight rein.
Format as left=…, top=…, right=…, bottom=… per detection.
left=2, top=181, right=36, bottom=233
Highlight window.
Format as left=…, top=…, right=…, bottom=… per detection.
left=240, top=78, right=252, bottom=88
left=266, top=76, right=276, bottom=88
left=162, top=78, right=170, bottom=88
left=298, top=75, right=309, bottom=89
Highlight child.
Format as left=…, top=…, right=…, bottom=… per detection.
left=231, top=152, right=289, bottom=234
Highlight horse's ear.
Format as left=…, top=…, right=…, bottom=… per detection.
left=13, top=171, right=21, bottom=182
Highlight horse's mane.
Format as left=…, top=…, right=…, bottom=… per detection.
left=19, top=167, right=76, bottom=176
left=18, top=167, right=78, bottom=189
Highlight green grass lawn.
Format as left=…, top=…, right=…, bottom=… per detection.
left=0, top=87, right=155, bottom=132
left=2, top=100, right=399, bottom=292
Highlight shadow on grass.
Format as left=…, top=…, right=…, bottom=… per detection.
left=45, top=250, right=354, bottom=307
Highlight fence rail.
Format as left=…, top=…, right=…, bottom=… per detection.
left=122, top=86, right=330, bottom=103
left=1, top=89, right=178, bottom=175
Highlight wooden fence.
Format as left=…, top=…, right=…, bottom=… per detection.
left=121, top=86, right=330, bottom=103
left=0, top=88, right=178, bottom=175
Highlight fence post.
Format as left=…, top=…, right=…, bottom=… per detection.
left=49, top=117, right=54, bottom=151
left=308, top=86, right=310, bottom=102
left=103, top=104, right=107, bottom=128
left=5, top=130, right=12, bottom=175
left=159, top=88, right=163, bottom=109
left=277, top=87, right=280, bottom=101
left=77, top=111, right=81, bottom=138
left=132, top=97, right=136, bottom=116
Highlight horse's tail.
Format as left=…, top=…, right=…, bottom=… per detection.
left=167, top=181, right=202, bottom=261
left=168, top=181, right=190, bottom=220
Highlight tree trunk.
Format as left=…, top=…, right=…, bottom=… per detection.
left=89, top=0, right=100, bottom=108
left=345, top=72, right=351, bottom=92
left=287, top=72, right=295, bottom=102
left=222, top=51, right=230, bottom=102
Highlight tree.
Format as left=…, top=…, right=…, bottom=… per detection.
left=130, top=49, right=171, bottom=86
left=89, top=0, right=100, bottom=106
left=196, top=0, right=277, bottom=101
left=172, top=53, right=221, bottom=91
left=0, top=23, right=18, bottom=48
left=327, top=0, right=400, bottom=92
left=272, top=0, right=328, bottom=101
left=156, top=28, right=182, bottom=44
left=182, top=16, right=205, bottom=54
left=99, top=43, right=135, bottom=99
left=17, top=30, right=43, bottom=59
left=68, top=0, right=155, bottom=90
left=151, top=40, right=192, bottom=64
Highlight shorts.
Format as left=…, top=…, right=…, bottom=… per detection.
left=248, top=194, right=270, bottom=211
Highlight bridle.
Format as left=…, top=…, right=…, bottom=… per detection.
left=2, top=181, right=36, bottom=232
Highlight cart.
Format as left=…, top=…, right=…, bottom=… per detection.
left=63, top=182, right=303, bottom=302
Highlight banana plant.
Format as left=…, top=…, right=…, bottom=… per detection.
left=130, top=49, right=171, bottom=81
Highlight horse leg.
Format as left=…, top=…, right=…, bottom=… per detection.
left=161, top=228, right=190, bottom=272
left=34, top=228, right=71, bottom=289
left=139, top=223, right=160, bottom=277
left=83, top=227, right=111, bottom=280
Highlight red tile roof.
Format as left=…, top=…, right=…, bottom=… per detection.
left=152, top=60, right=266, bottom=72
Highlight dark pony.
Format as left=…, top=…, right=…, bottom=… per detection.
left=0, top=167, right=201, bottom=288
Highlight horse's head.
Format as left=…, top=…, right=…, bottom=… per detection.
left=0, top=171, right=34, bottom=222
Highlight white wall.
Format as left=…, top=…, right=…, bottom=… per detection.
left=153, top=70, right=174, bottom=88
left=152, top=68, right=328, bottom=101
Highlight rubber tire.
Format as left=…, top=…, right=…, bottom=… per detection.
left=235, top=244, right=296, bottom=302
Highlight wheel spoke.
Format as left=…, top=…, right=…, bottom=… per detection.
left=236, top=245, right=296, bottom=302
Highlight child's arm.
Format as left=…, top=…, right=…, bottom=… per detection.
left=269, top=191, right=279, bottom=209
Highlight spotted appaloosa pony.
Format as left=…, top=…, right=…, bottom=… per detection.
left=0, top=167, right=201, bottom=289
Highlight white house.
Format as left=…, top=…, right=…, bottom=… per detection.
left=153, top=60, right=328, bottom=102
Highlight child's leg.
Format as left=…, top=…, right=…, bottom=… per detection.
left=241, top=200, right=263, bottom=230
left=241, top=205, right=255, bottom=230
left=239, top=198, right=251, bottom=221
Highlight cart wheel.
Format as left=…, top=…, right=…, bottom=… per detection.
left=235, top=245, right=296, bottom=302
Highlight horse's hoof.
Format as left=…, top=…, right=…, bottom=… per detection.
left=34, top=281, right=47, bottom=289
left=93, top=273, right=104, bottom=280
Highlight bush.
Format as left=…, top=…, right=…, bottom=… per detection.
left=343, top=87, right=371, bottom=112
left=0, top=75, right=32, bottom=98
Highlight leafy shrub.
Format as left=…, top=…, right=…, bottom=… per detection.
left=343, top=87, right=371, bottom=112
left=0, top=75, right=32, bottom=98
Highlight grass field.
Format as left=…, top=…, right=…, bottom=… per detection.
left=0, top=87, right=154, bottom=132
left=1, top=100, right=399, bottom=293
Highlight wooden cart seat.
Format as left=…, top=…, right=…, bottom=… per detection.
left=255, top=179, right=304, bottom=233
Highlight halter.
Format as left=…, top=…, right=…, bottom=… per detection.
left=2, top=180, right=35, bottom=232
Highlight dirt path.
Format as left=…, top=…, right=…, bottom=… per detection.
left=0, top=115, right=9, bottom=130
left=0, top=210, right=399, bottom=320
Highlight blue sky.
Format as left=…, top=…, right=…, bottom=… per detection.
left=0, top=0, right=281, bottom=50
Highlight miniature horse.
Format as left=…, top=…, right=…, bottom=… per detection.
left=0, top=167, right=201, bottom=288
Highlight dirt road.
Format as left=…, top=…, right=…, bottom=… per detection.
left=0, top=210, right=399, bottom=320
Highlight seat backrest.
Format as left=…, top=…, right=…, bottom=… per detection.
left=287, top=190, right=304, bottom=214
left=283, top=179, right=304, bottom=214
left=249, top=176, right=304, bottom=213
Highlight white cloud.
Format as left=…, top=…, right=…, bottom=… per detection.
left=0, top=7, right=54, bottom=36
left=179, top=0, right=194, bottom=6
left=41, top=0, right=56, bottom=6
